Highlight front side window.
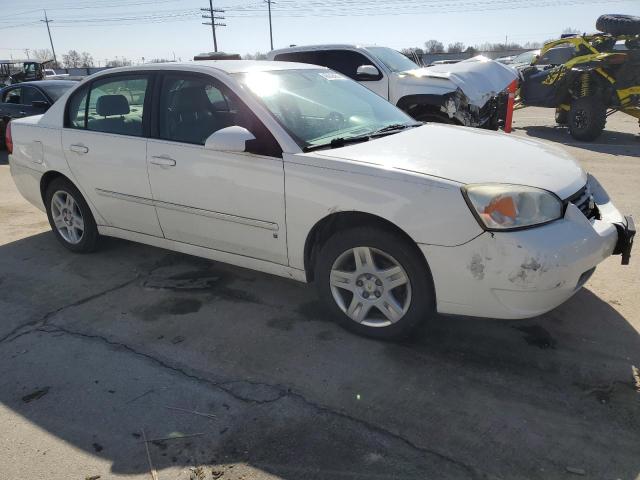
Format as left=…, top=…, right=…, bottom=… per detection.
left=22, top=87, right=47, bottom=105
left=87, top=76, right=148, bottom=136
left=3, top=88, right=21, bottom=104
left=159, top=76, right=237, bottom=145
left=237, top=69, right=415, bottom=150
left=314, top=50, right=381, bottom=80
left=365, top=47, right=419, bottom=73
left=158, top=74, right=281, bottom=156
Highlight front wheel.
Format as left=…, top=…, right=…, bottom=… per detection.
left=45, top=177, right=100, bottom=253
left=568, top=96, right=606, bottom=141
left=316, top=227, right=435, bottom=339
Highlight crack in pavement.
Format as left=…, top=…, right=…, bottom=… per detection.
left=32, top=324, right=483, bottom=479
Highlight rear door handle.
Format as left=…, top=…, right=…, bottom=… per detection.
left=150, top=155, right=176, bottom=167
left=19, top=111, right=27, bottom=115
left=69, top=144, right=89, bottom=154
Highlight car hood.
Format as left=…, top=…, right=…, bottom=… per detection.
left=400, top=56, right=518, bottom=107
left=313, top=124, right=586, bottom=199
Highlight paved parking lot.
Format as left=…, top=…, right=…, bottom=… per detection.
left=0, top=108, right=638, bottom=480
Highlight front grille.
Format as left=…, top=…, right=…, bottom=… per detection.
left=565, top=184, right=598, bottom=220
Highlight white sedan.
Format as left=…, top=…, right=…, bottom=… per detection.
left=7, top=61, right=634, bottom=338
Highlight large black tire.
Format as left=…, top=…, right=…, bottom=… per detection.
left=44, top=177, right=100, bottom=253
left=596, top=14, right=640, bottom=36
left=315, top=226, right=435, bottom=340
left=568, top=96, right=606, bottom=141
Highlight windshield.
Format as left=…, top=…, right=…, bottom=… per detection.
left=42, top=82, right=76, bottom=101
left=512, top=50, right=539, bottom=65
left=366, top=47, right=419, bottom=72
left=236, top=69, right=415, bottom=149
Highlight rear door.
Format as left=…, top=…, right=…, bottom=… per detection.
left=0, top=86, right=23, bottom=123
left=61, top=74, right=163, bottom=236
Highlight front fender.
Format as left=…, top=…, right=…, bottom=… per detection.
left=283, top=153, right=483, bottom=271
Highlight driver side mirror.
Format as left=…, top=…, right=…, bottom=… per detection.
left=356, top=64, right=381, bottom=81
left=204, top=126, right=256, bottom=153
left=32, top=100, right=50, bottom=110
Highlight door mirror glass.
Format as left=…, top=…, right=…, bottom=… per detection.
left=204, top=126, right=256, bottom=152
left=356, top=64, right=381, bottom=80
left=32, top=100, right=50, bottom=109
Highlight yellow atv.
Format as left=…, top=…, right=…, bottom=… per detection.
left=518, top=14, right=640, bottom=141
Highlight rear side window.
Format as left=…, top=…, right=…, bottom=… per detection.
left=87, top=76, right=148, bottom=136
left=66, top=85, right=89, bottom=128
left=3, top=88, right=21, bottom=104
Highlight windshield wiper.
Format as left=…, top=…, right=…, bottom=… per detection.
left=370, top=123, right=421, bottom=136
left=303, top=135, right=371, bottom=152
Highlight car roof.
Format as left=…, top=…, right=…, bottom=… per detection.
left=95, top=60, right=323, bottom=76
left=269, top=44, right=372, bottom=56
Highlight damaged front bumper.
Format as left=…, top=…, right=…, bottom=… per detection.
left=420, top=176, right=633, bottom=319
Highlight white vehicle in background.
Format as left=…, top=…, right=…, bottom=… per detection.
left=6, top=61, right=634, bottom=339
left=268, top=44, right=518, bottom=129
left=44, top=68, right=70, bottom=79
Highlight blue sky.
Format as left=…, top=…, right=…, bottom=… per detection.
left=1, top=0, right=638, bottom=64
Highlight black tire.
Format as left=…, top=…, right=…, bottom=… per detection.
left=596, top=14, right=640, bottom=36
left=315, top=226, right=435, bottom=340
left=555, top=108, right=568, bottom=125
left=44, top=177, right=100, bottom=253
left=568, top=96, right=606, bottom=141
left=0, top=120, right=6, bottom=150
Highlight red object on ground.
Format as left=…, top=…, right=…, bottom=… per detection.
left=504, top=80, right=517, bottom=134
left=5, top=121, right=12, bottom=154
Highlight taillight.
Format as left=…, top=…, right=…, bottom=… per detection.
left=5, top=121, right=12, bottom=154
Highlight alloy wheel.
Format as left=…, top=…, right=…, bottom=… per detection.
left=329, top=246, right=412, bottom=327
left=51, top=190, right=84, bottom=244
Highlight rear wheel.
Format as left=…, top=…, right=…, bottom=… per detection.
left=316, top=226, right=434, bottom=339
left=568, top=96, right=606, bottom=141
left=45, top=177, right=99, bottom=253
left=0, top=119, right=6, bottom=150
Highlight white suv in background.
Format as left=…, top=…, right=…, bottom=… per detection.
left=268, top=44, right=517, bottom=129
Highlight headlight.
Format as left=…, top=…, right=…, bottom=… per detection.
left=462, top=184, right=562, bottom=230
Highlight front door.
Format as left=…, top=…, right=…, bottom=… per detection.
left=146, top=72, right=288, bottom=264
left=61, top=74, right=163, bottom=237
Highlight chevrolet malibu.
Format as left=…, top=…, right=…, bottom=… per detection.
left=7, top=61, right=634, bottom=338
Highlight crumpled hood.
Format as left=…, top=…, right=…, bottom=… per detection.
left=314, top=124, right=586, bottom=199
left=401, top=56, right=518, bottom=107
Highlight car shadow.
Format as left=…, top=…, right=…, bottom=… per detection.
left=516, top=124, right=640, bottom=157
left=0, top=232, right=639, bottom=479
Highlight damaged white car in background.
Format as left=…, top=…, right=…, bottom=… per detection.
left=268, top=45, right=518, bottom=129
left=7, top=61, right=635, bottom=340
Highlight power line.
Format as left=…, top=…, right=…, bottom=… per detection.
left=201, top=1, right=226, bottom=52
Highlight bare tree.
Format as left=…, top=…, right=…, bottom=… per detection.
left=424, top=39, right=444, bottom=53
left=105, top=57, right=132, bottom=67
left=243, top=52, right=268, bottom=60
left=447, top=42, right=465, bottom=53
left=80, top=52, right=94, bottom=67
left=562, top=27, right=581, bottom=35
left=62, top=50, right=82, bottom=68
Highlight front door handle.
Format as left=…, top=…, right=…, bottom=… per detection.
left=69, top=144, right=89, bottom=154
left=150, top=155, right=176, bottom=167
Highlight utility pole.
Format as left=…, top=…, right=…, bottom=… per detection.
left=41, top=10, right=58, bottom=65
left=265, top=0, right=274, bottom=51
left=201, top=1, right=226, bottom=52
